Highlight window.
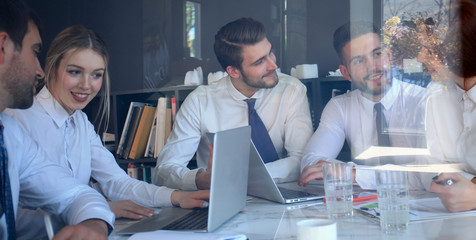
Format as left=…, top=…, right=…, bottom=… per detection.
left=184, top=1, right=201, bottom=59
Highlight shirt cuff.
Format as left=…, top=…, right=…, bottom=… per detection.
left=158, top=187, right=176, bottom=207
left=460, top=171, right=475, bottom=181
left=303, top=157, right=343, bottom=169
left=182, top=168, right=201, bottom=191
left=71, top=206, right=115, bottom=234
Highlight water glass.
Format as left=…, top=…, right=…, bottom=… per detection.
left=375, top=170, right=409, bottom=232
left=323, top=163, right=353, bottom=218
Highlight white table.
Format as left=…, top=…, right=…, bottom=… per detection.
left=110, top=182, right=476, bottom=240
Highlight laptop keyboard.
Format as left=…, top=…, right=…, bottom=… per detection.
left=278, top=187, right=316, bottom=198
left=162, top=208, right=209, bottom=230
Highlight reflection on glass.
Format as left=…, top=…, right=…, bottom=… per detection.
left=185, top=1, right=201, bottom=58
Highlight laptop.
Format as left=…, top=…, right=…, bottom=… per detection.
left=247, top=141, right=324, bottom=204
left=118, top=126, right=251, bottom=234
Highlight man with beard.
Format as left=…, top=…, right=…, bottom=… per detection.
left=154, top=17, right=313, bottom=190
left=299, top=22, right=426, bottom=189
left=0, top=0, right=113, bottom=239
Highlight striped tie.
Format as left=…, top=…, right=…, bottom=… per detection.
left=245, top=99, right=279, bottom=163
left=0, top=122, right=16, bottom=240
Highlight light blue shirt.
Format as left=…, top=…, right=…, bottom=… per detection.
left=0, top=112, right=114, bottom=239
left=7, top=87, right=175, bottom=207
left=6, top=87, right=175, bottom=238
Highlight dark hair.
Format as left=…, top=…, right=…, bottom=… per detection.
left=444, top=0, right=476, bottom=78
left=333, top=21, right=380, bottom=64
left=0, top=0, right=43, bottom=50
left=213, top=17, right=267, bottom=71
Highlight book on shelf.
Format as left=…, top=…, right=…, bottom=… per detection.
left=144, top=117, right=157, bottom=158
left=116, top=102, right=148, bottom=156
left=122, top=106, right=145, bottom=159
left=102, top=132, right=116, bottom=152
left=144, top=98, right=173, bottom=158
left=154, top=97, right=168, bottom=158
left=165, top=107, right=172, bottom=140
left=128, top=105, right=157, bottom=159
left=118, top=97, right=174, bottom=159
left=171, top=97, right=177, bottom=123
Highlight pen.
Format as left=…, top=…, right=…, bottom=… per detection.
left=354, top=208, right=380, bottom=224
left=353, top=194, right=378, bottom=202
left=432, top=175, right=454, bottom=186
left=44, top=213, right=54, bottom=240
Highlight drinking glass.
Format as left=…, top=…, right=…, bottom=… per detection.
left=323, top=163, right=353, bottom=218
left=375, top=170, right=409, bottom=232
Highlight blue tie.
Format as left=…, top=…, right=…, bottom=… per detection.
left=245, top=99, right=279, bottom=163
left=0, top=122, right=16, bottom=240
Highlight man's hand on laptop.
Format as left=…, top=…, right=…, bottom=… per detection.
left=195, top=144, right=213, bottom=189
left=298, top=160, right=330, bottom=186
left=299, top=160, right=357, bottom=186
left=171, top=190, right=211, bottom=208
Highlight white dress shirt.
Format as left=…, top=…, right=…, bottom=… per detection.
left=425, top=81, right=464, bottom=164
left=426, top=81, right=476, bottom=178
left=6, top=87, right=175, bottom=237
left=154, top=73, right=314, bottom=190
left=0, top=112, right=114, bottom=239
left=460, top=87, right=476, bottom=173
left=302, top=79, right=426, bottom=189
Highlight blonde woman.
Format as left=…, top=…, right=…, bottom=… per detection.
left=6, top=25, right=209, bottom=238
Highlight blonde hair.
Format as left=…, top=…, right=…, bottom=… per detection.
left=44, top=25, right=110, bottom=134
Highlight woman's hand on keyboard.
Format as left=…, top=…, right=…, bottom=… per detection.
left=108, top=200, right=158, bottom=220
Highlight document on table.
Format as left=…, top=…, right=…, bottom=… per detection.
left=128, top=230, right=247, bottom=240
left=355, top=146, right=430, bottom=160
left=354, top=197, right=476, bottom=222
left=365, top=164, right=463, bottom=173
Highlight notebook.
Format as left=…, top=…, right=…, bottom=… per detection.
left=247, top=141, right=324, bottom=204
left=118, top=126, right=251, bottom=234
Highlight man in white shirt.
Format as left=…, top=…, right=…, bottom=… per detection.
left=154, top=17, right=313, bottom=190
left=299, top=21, right=426, bottom=189
left=0, top=0, right=113, bottom=239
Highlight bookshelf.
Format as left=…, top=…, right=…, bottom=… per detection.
left=81, top=85, right=196, bottom=172
left=112, top=85, right=197, bottom=151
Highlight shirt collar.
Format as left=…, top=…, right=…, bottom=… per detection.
left=379, top=78, right=400, bottom=110
left=357, top=77, right=399, bottom=110
left=36, top=86, right=74, bottom=128
left=225, top=75, right=265, bottom=101
left=465, top=85, right=476, bottom=104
